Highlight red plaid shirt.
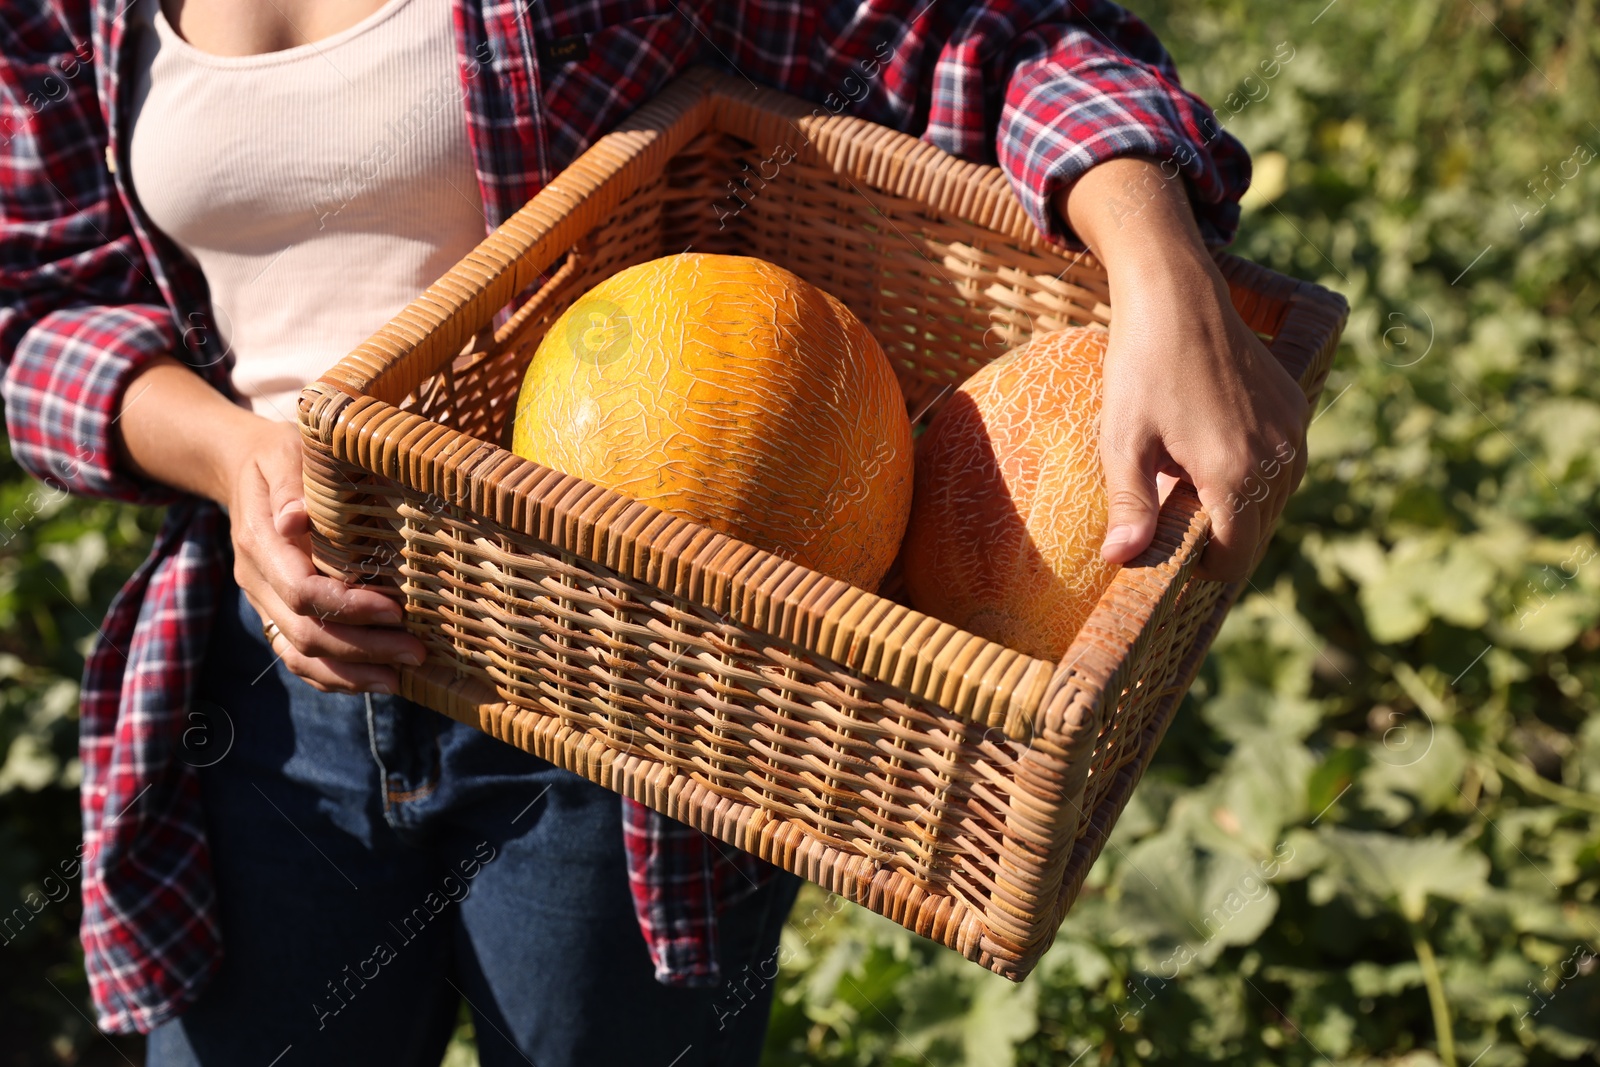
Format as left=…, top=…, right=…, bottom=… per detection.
left=0, top=0, right=1249, bottom=1034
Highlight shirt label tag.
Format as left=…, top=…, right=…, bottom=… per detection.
left=538, top=34, right=590, bottom=68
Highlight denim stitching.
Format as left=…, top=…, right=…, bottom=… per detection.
left=365, top=693, right=398, bottom=827
left=368, top=696, right=444, bottom=819
left=385, top=782, right=439, bottom=804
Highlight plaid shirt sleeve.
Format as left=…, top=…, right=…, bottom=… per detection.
left=990, top=6, right=1250, bottom=247
left=1, top=2, right=181, bottom=506
left=712, top=0, right=1251, bottom=248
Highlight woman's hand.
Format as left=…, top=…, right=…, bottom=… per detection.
left=225, top=418, right=426, bottom=694
left=114, top=356, right=425, bottom=693
left=1058, top=158, right=1309, bottom=582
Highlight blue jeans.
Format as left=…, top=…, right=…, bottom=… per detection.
left=147, top=574, right=800, bottom=1066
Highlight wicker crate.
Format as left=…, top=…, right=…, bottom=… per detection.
left=298, top=66, right=1347, bottom=980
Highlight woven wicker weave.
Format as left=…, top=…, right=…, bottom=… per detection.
left=299, top=66, right=1347, bottom=980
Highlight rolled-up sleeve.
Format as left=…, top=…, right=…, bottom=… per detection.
left=919, top=1, right=1250, bottom=248
left=4, top=304, right=181, bottom=502
left=993, top=16, right=1250, bottom=248
left=761, top=0, right=1253, bottom=249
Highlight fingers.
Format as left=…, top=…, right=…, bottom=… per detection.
left=244, top=587, right=401, bottom=694
left=1099, top=412, right=1305, bottom=581
left=1099, top=428, right=1165, bottom=564
left=264, top=624, right=403, bottom=695
left=1195, top=432, right=1302, bottom=582
left=1197, top=467, right=1264, bottom=583
left=242, top=547, right=425, bottom=665
left=235, top=458, right=407, bottom=627
left=249, top=580, right=413, bottom=694
left=266, top=589, right=424, bottom=665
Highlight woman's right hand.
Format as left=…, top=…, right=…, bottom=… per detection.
left=113, top=355, right=425, bottom=695
left=225, top=418, right=427, bottom=694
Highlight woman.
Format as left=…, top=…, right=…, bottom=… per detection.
left=0, top=0, right=1308, bottom=1063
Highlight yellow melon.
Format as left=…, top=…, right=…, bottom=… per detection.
left=900, top=327, right=1118, bottom=660
left=511, top=253, right=913, bottom=591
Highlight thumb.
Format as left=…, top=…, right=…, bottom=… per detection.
left=266, top=438, right=308, bottom=541
left=273, top=493, right=308, bottom=541
left=1099, top=433, right=1163, bottom=565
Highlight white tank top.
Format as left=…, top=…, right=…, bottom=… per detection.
left=126, top=0, right=487, bottom=421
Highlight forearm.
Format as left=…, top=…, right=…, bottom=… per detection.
left=113, top=355, right=265, bottom=506
left=1054, top=157, right=1228, bottom=305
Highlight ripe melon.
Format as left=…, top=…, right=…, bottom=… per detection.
left=900, top=327, right=1119, bottom=661
left=511, top=253, right=913, bottom=591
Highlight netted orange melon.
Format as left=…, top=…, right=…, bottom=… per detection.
left=511, top=253, right=913, bottom=591
left=901, top=327, right=1118, bottom=660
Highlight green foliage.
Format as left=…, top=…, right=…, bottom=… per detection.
left=2, top=2, right=1597, bottom=1065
